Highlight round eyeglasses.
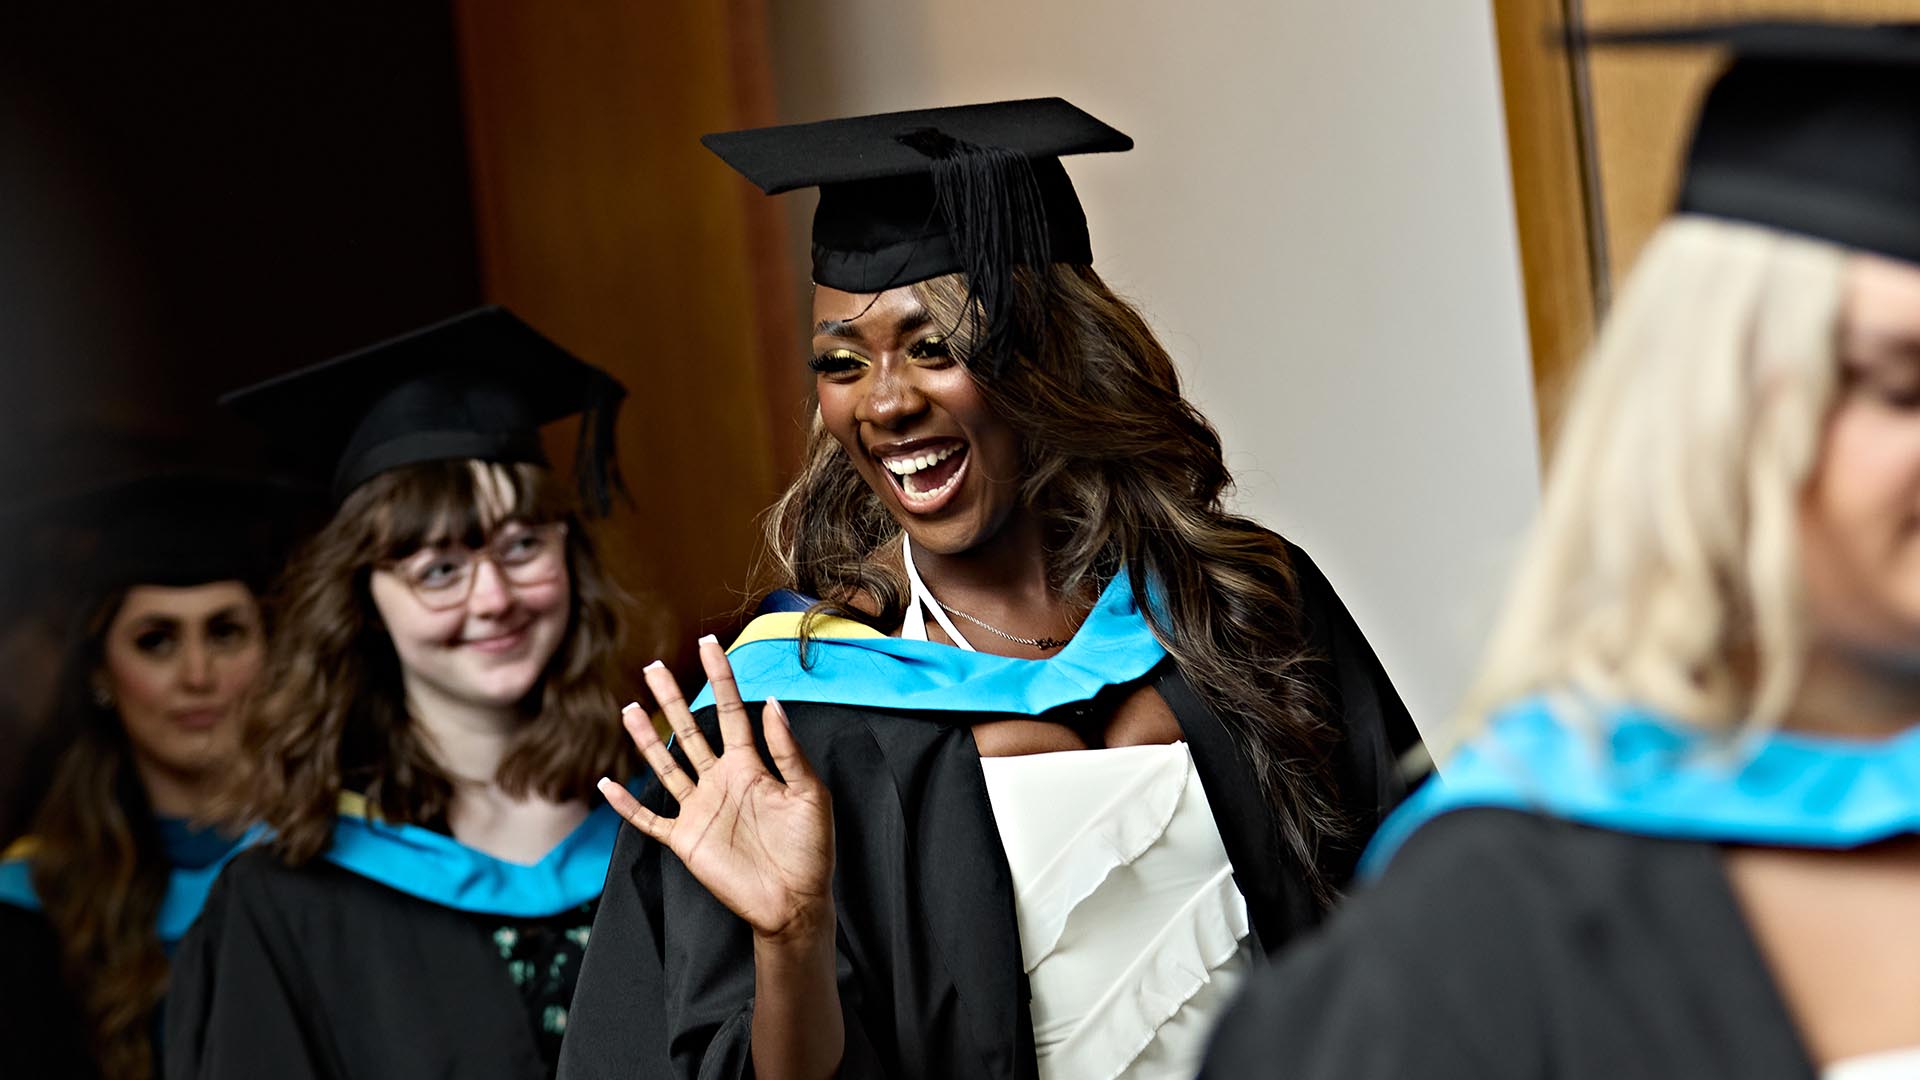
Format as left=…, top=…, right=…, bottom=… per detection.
left=382, top=522, right=569, bottom=611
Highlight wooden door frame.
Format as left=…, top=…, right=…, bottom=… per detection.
left=1490, top=0, right=1601, bottom=447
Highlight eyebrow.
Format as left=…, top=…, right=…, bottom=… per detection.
left=814, top=307, right=935, bottom=340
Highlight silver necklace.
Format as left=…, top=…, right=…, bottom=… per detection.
left=933, top=600, right=1074, bottom=651
left=901, top=535, right=1078, bottom=651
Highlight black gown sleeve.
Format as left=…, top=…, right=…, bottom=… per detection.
left=1286, top=542, right=1421, bottom=881
left=1200, top=809, right=1550, bottom=1080
left=554, top=822, right=667, bottom=1079
left=165, top=855, right=346, bottom=1080
left=559, top=715, right=890, bottom=1080
left=1200, top=809, right=1817, bottom=1080
left=0, top=903, right=96, bottom=1079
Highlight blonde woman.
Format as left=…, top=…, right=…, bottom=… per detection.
left=1204, top=21, right=1920, bottom=1080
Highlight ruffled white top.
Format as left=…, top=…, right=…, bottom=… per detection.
left=1826, top=1046, right=1920, bottom=1080
left=979, top=741, right=1255, bottom=1080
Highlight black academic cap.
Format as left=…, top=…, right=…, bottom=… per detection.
left=702, top=97, right=1132, bottom=374
left=1578, top=20, right=1920, bottom=265
left=222, top=306, right=627, bottom=513
left=22, top=470, right=320, bottom=600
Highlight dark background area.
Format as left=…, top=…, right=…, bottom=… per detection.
left=0, top=4, right=483, bottom=501
left=0, top=3, right=486, bottom=826
left=0, top=2, right=802, bottom=825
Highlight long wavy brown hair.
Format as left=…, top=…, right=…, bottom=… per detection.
left=231, top=460, right=636, bottom=864
left=765, top=264, right=1349, bottom=901
left=25, top=593, right=175, bottom=1080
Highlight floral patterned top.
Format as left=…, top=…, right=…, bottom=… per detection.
left=472, top=900, right=598, bottom=1076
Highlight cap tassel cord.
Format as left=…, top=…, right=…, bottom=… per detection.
left=895, top=127, right=1055, bottom=377
left=575, top=375, right=628, bottom=517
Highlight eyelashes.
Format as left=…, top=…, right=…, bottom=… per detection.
left=807, top=349, right=867, bottom=374
left=806, top=335, right=953, bottom=374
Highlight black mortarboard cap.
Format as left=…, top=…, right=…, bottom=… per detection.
left=1578, top=20, right=1920, bottom=265
left=20, top=470, right=320, bottom=599
left=702, top=97, right=1132, bottom=374
left=222, top=306, right=627, bottom=513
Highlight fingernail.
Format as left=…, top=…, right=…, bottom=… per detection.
left=766, top=697, right=785, bottom=720
left=644, top=660, right=665, bottom=672
left=595, top=777, right=616, bottom=793
left=623, top=701, right=641, bottom=713
left=698, top=633, right=719, bottom=646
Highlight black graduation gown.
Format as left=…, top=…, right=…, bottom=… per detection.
left=0, top=902, right=96, bottom=1079
left=164, top=853, right=553, bottom=1079
left=1200, top=807, right=1817, bottom=1080
left=0, top=818, right=252, bottom=1079
left=165, top=790, right=626, bottom=1080
left=560, top=546, right=1418, bottom=1080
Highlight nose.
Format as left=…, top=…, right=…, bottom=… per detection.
left=466, top=556, right=514, bottom=618
left=855, top=359, right=928, bottom=430
left=179, top=638, right=214, bottom=691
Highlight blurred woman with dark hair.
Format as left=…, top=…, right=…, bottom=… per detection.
left=1, top=471, right=299, bottom=1080
left=165, top=308, right=641, bottom=1080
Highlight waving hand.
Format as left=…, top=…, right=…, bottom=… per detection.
left=597, top=636, right=834, bottom=943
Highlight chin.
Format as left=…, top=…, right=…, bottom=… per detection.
left=900, top=524, right=986, bottom=557
left=150, top=737, right=226, bottom=779
left=894, top=503, right=1014, bottom=558
left=459, top=663, right=548, bottom=706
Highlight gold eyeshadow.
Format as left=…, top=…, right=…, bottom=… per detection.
left=807, top=349, right=870, bottom=374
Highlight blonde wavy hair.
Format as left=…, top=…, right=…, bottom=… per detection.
left=1457, top=215, right=1848, bottom=747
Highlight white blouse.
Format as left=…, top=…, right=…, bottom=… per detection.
left=1826, top=1046, right=1920, bottom=1080
left=979, top=741, right=1254, bottom=1080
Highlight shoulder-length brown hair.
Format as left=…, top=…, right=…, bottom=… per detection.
left=233, top=460, right=635, bottom=865
left=765, top=264, right=1350, bottom=902
left=26, top=592, right=173, bottom=1080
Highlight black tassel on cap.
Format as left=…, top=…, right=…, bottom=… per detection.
left=574, top=371, right=628, bottom=517
left=895, top=126, right=1056, bottom=378
left=220, top=305, right=632, bottom=513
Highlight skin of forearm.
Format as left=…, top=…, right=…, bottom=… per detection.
left=749, top=910, right=845, bottom=1080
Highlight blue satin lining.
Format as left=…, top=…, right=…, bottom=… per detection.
left=322, top=782, right=638, bottom=918
left=1362, top=696, right=1920, bottom=879
left=0, top=856, right=38, bottom=912
left=0, top=825, right=262, bottom=945
left=692, top=569, right=1168, bottom=714
left=3, top=786, right=639, bottom=929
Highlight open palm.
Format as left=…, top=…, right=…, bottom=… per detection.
left=598, top=638, right=834, bottom=941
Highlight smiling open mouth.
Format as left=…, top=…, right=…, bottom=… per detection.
left=880, top=441, right=969, bottom=506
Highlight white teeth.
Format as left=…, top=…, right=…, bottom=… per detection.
left=902, top=462, right=965, bottom=500
left=882, top=444, right=961, bottom=475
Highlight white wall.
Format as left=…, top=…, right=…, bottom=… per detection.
left=765, top=1, right=1542, bottom=734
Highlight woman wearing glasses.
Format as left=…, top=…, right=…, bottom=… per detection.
left=164, top=308, right=639, bottom=1080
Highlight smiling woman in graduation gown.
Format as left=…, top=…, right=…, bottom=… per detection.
left=0, top=471, right=300, bottom=1080
left=163, top=309, right=641, bottom=1080
left=560, top=98, right=1420, bottom=1080
left=1203, top=22, right=1920, bottom=1080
